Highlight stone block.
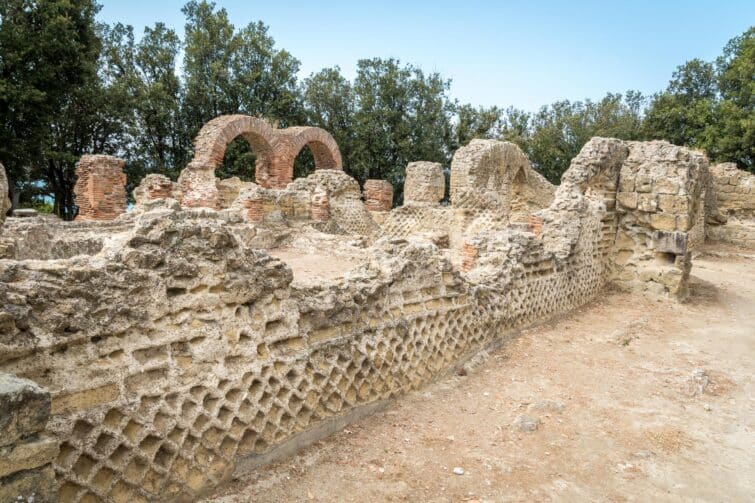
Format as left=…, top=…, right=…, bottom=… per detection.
left=0, top=436, right=58, bottom=478
left=0, top=464, right=56, bottom=503
left=650, top=213, right=677, bottom=231
left=616, top=192, right=638, bottom=209
left=0, top=374, right=50, bottom=448
left=404, top=161, right=445, bottom=204
left=653, top=231, right=688, bottom=255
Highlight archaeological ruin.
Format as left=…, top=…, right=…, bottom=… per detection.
left=0, top=115, right=753, bottom=502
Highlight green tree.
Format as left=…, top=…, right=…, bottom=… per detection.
left=181, top=1, right=303, bottom=180
left=351, top=58, right=454, bottom=202
left=452, top=104, right=503, bottom=149
left=710, top=27, right=754, bottom=170
left=302, top=67, right=356, bottom=177
left=0, top=0, right=101, bottom=213
left=643, top=59, right=718, bottom=149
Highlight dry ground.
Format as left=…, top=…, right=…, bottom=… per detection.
left=206, top=248, right=755, bottom=502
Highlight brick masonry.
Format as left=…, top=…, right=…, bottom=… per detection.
left=73, top=155, right=127, bottom=221
left=363, top=179, right=393, bottom=212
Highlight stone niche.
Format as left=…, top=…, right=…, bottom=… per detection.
left=73, top=155, right=127, bottom=221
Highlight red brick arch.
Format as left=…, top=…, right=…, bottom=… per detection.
left=273, top=126, right=343, bottom=180
left=179, top=116, right=343, bottom=208
left=190, top=114, right=277, bottom=179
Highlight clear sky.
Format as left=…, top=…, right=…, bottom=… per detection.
left=97, top=0, right=754, bottom=111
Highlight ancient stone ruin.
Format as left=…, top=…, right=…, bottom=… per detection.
left=0, top=115, right=753, bottom=502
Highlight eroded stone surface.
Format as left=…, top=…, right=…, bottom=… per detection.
left=1, top=118, right=753, bottom=502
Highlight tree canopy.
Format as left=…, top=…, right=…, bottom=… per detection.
left=0, top=1, right=752, bottom=218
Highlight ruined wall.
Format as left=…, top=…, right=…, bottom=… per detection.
left=380, top=141, right=555, bottom=248
left=133, top=174, right=181, bottom=209
left=705, top=162, right=755, bottom=247
left=0, top=374, right=57, bottom=502
left=611, top=141, right=706, bottom=299
left=230, top=170, right=378, bottom=237
left=73, top=155, right=127, bottom=221
left=0, top=130, right=718, bottom=502
left=0, top=153, right=622, bottom=502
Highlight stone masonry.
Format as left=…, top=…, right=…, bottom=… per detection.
left=73, top=155, right=127, bottom=221
left=363, top=179, right=394, bottom=212
left=1, top=114, right=754, bottom=503
left=404, top=161, right=445, bottom=204
left=0, top=374, right=57, bottom=502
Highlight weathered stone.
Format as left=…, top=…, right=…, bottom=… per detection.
left=0, top=436, right=58, bottom=478
left=0, top=464, right=56, bottom=503
left=1, top=121, right=749, bottom=501
left=513, top=414, right=541, bottom=432
left=0, top=163, right=10, bottom=228
left=404, top=161, right=445, bottom=204
left=0, top=375, right=51, bottom=448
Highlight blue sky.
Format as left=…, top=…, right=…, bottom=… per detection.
left=98, top=1, right=754, bottom=111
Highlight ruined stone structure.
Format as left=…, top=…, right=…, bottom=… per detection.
left=0, top=162, right=10, bottom=226
left=363, top=179, right=394, bottom=213
left=1, top=121, right=754, bottom=502
left=177, top=115, right=342, bottom=209
left=73, top=155, right=127, bottom=221
left=0, top=374, right=57, bottom=502
left=705, top=162, right=755, bottom=247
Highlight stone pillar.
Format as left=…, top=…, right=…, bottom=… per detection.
left=363, top=180, right=393, bottom=212
left=404, top=161, right=445, bottom=204
left=311, top=189, right=330, bottom=222
left=73, top=155, right=127, bottom=221
left=133, top=174, right=178, bottom=204
left=0, top=374, right=57, bottom=503
left=177, top=163, right=219, bottom=209
left=0, top=162, right=10, bottom=229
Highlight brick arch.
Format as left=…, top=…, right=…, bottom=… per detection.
left=179, top=116, right=344, bottom=207
left=190, top=114, right=277, bottom=176
left=272, top=126, right=343, bottom=186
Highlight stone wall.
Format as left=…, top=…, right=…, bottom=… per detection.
left=612, top=140, right=706, bottom=299
left=0, top=374, right=57, bottom=502
left=73, top=155, right=127, bottom=221
left=705, top=162, right=755, bottom=247
left=0, top=131, right=729, bottom=502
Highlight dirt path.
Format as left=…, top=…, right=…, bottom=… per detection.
left=206, top=250, right=755, bottom=502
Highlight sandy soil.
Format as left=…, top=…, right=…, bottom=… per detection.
left=206, top=249, right=755, bottom=502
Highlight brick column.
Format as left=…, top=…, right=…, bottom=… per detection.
left=311, top=189, right=330, bottom=222
left=461, top=240, right=480, bottom=272
left=0, top=374, right=57, bottom=502
left=363, top=180, right=393, bottom=212
left=73, top=155, right=127, bottom=221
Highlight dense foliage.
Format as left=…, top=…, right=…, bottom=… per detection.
left=0, top=1, right=752, bottom=216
